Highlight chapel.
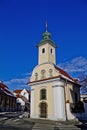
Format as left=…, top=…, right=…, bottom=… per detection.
left=28, top=24, right=80, bottom=120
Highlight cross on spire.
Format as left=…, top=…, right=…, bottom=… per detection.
left=46, top=21, right=48, bottom=32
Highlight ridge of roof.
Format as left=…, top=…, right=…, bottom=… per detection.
left=13, top=89, right=30, bottom=94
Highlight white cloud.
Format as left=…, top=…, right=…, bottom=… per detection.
left=58, top=56, right=87, bottom=77
left=4, top=56, right=87, bottom=91
left=21, top=72, right=32, bottom=76
left=24, top=72, right=32, bottom=76
left=4, top=73, right=31, bottom=91
left=5, top=77, right=28, bottom=85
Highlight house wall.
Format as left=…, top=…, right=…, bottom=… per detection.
left=30, top=78, right=67, bottom=121
left=13, top=89, right=30, bottom=111
left=21, top=89, right=29, bottom=100
left=0, top=92, right=16, bottom=112
left=64, top=83, right=80, bottom=120
left=17, top=98, right=25, bottom=111
left=31, top=82, right=54, bottom=118
left=65, top=83, right=80, bottom=103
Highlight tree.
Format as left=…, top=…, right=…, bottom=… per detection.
left=78, top=73, right=87, bottom=94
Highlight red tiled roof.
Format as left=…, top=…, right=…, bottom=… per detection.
left=55, top=66, right=73, bottom=80
left=13, top=90, right=22, bottom=94
left=0, top=83, right=9, bottom=89
left=14, top=89, right=30, bottom=94
left=0, top=83, right=15, bottom=97
left=54, top=65, right=79, bottom=84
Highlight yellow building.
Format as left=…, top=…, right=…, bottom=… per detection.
left=28, top=26, right=80, bottom=120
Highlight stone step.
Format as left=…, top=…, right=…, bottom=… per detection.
left=55, top=125, right=81, bottom=130
left=57, top=129, right=80, bottom=130
left=32, top=123, right=55, bottom=130
left=55, top=127, right=81, bottom=130
left=32, top=123, right=81, bottom=130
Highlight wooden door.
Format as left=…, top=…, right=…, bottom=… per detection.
left=40, top=102, right=47, bottom=118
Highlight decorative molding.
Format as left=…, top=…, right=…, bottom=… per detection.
left=28, top=76, right=61, bottom=86
left=52, top=85, right=64, bottom=88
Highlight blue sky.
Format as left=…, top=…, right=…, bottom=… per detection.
left=0, top=0, right=87, bottom=90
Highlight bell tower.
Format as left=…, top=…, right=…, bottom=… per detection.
left=37, top=23, right=57, bottom=65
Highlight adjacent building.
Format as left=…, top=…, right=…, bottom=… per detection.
left=0, top=81, right=16, bottom=112
left=28, top=26, right=81, bottom=120
left=13, top=88, right=30, bottom=112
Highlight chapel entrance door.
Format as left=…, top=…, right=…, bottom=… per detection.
left=40, top=102, right=47, bottom=118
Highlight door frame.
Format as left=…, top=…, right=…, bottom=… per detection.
left=39, top=102, right=48, bottom=118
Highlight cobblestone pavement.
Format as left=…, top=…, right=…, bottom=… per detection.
left=0, top=117, right=34, bottom=130
left=0, top=113, right=87, bottom=130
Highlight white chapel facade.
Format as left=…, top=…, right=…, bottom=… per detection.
left=28, top=26, right=80, bottom=120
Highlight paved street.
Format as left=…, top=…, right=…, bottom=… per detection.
left=0, top=112, right=87, bottom=130
left=0, top=112, right=34, bottom=130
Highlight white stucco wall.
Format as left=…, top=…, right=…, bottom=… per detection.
left=53, top=81, right=66, bottom=121
left=17, top=98, right=25, bottom=111
left=30, top=87, right=34, bottom=118
left=20, top=89, right=29, bottom=100
left=66, top=103, right=76, bottom=120
left=17, top=98, right=25, bottom=106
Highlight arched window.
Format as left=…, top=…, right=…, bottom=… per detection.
left=50, top=48, right=54, bottom=54
left=41, top=69, right=46, bottom=79
left=40, top=89, right=46, bottom=100
left=35, top=73, right=38, bottom=80
left=42, top=48, right=45, bottom=53
left=51, top=48, right=53, bottom=54
left=49, top=69, right=53, bottom=77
